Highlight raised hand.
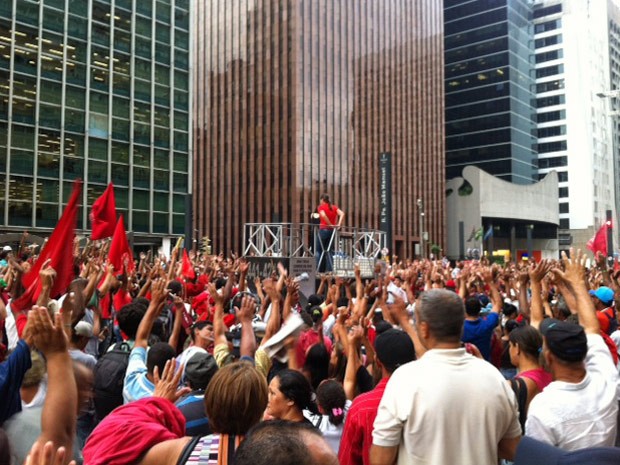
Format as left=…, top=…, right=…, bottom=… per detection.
left=235, top=295, right=256, bottom=323
left=149, top=278, right=168, bottom=307
left=153, top=359, right=191, bottom=402
left=29, top=306, right=68, bottom=356
left=25, top=440, right=76, bottom=465
left=528, top=259, right=553, bottom=283
left=39, top=259, right=56, bottom=289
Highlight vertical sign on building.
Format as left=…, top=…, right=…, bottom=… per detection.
left=379, top=152, right=393, bottom=252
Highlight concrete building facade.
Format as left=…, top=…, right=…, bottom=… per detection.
left=533, top=0, right=617, bottom=252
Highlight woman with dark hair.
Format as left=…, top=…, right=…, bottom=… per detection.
left=266, top=369, right=317, bottom=424
left=304, top=379, right=351, bottom=453
left=303, top=343, right=330, bottom=390
left=507, top=325, right=552, bottom=431
left=315, top=194, right=344, bottom=272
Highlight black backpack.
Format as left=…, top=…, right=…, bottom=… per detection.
left=93, top=342, right=131, bottom=421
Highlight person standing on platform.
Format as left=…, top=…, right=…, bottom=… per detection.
left=315, top=194, right=344, bottom=273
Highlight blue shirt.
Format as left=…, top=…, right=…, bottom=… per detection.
left=175, top=390, right=212, bottom=436
left=0, top=339, right=32, bottom=424
left=462, top=313, right=499, bottom=361
left=122, top=347, right=154, bottom=404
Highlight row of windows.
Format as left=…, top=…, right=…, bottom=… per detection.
left=444, top=0, right=506, bottom=23
left=446, top=67, right=508, bottom=93
left=537, top=156, right=567, bottom=169
left=537, top=125, right=566, bottom=138
left=12, top=0, right=189, bottom=32
left=0, top=157, right=189, bottom=194
left=445, top=8, right=508, bottom=36
left=445, top=37, right=508, bottom=65
left=446, top=51, right=508, bottom=79
left=538, top=140, right=567, bottom=153
left=535, top=49, right=563, bottom=64
left=533, top=4, right=562, bottom=19
left=534, top=34, right=562, bottom=49
left=0, top=128, right=189, bottom=172
left=536, top=79, right=564, bottom=93
left=535, top=64, right=563, bottom=79
left=534, top=19, right=562, bottom=34
left=446, top=112, right=511, bottom=136
left=537, top=109, right=566, bottom=123
left=537, top=94, right=565, bottom=108
left=445, top=22, right=507, bottom=50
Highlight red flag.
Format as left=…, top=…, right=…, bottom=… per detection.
left=181, top=249, right=196, bottom=280
left=21, top=180, right=82, bottom=300
left=90, top=183, right=117, bottom=240
left=108, top=215, right=135, bottom=274
left=587, top=224, right=608, bottom=256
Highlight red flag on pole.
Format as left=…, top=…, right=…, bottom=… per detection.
left=587, top=224, right=608, bottom=256
left=90, top=183, right=117, bottom=240
left=14, top=180, right=82, bottom=315
left=108, top=215, right=135, bottom=274
left=181, top=249, right=196, bottom=280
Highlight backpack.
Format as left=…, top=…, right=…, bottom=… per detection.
left=509, top=376, right=528, bottom=434
left=602, top=308, right=618, bottom=335
left=93, top=342, right=131, bottom=421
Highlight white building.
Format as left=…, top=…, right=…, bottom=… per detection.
left=533, top=0, right=617, bottom=252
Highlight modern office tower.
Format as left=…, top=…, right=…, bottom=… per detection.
left=444, top=0, right=537, bottom=184
left=0, top=0, right=191, bottom=246
left=533, top=0, right=617, bottom=251
left=608, top=0, right=620, bottom=246
left=193, top=0, right=445, bottom=258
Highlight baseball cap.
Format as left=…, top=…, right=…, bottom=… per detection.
left=2, top=245, right=12, bottom=252
left=445, top=280, right=456, bottom=290
left=374, top=328, right=415, bottom=372
left=515, top=435, right=620, bottom=465
left=74, top=321, right=94, bottom=338
left=540, top=318, right=587, bottom=362
left=185, top=352, right=218, bottom=390
left=589, top=286, right=614, bottom=306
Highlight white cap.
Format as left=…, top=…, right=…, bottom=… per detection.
left=74, top=321, right=94, bottom=338
left=2, top=246, right=12, bottom=252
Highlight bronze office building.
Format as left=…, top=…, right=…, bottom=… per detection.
left=193, top=0, right=445, bottom=258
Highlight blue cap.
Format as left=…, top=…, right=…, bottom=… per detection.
left=589, top=286, right=614, bottom=306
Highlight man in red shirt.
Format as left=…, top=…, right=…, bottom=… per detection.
left=338, top=329, right=415, bottom=465
left=315, top=194, right=344, bottom=272
left=589, top=286, right=618, bottom=335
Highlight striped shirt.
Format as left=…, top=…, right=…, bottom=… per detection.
left=338, top=378, right=388, bottom=465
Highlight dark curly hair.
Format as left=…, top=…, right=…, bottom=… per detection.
left=316, top=380, right=346, bottom=426
left=116, top=302, right=146, bottom=339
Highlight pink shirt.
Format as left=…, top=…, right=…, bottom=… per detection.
left=518, top=368, right=553, bottom=392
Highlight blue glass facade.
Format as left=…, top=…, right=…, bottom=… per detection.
left=445, top=0, right=537, bottom=184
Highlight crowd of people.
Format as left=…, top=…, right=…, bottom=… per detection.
left=0, top=235, right=620, bottom=465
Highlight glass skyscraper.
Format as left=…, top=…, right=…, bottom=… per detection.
left=0, top=0, right=191, bottom=244
left=444, top=0, right=537, bottom=184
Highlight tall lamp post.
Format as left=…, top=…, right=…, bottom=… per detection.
left=417, top=198, right=425, bottom=259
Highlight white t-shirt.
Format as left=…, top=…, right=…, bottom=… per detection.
left=304, top=399, right=352, bottom=453
left=525, top=334, right=619, bottom=450
left=373, top=348, right=521, bottom=465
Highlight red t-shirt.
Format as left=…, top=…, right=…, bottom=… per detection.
left=318, top=203, right=339, bottom=230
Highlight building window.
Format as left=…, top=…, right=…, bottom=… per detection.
left=535, top=34, right=562, bottom=48
left=538, top=141, right=567, bottom=153
left=559, top=186, right=568, bottom=198
left=558, top=171, right=568, bottom=182
left=559, top=218, right=570, bottom=229
left=533, top=4, right=562, bottom=19
left=537, top=125, right=566, bottom=138
left=536, top=79, right=564, bottom=93
left=537, top=110, right=565, bottom=123
left=535, top=49, right=563, bottom=64
left=559, top=203, right=569, bottom=214
left=536, top=64, right=563, bottom=79
left=538, top=156, right=567, bottom=169
left=537, top=95, right=565, bottom=108
left=534, top=19, right=562, bottom=34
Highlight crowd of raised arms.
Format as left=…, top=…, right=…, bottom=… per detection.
left=0, top=235, right=619, bottom=465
